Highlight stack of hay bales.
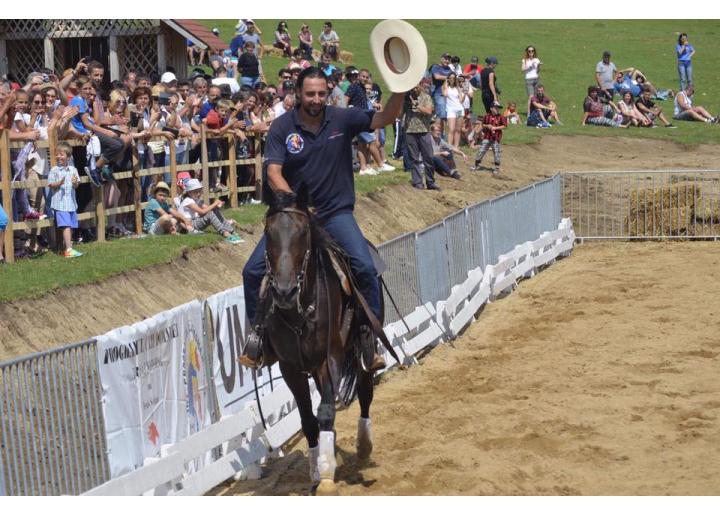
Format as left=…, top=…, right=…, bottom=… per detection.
left=626, top=182, right=701, bottom=236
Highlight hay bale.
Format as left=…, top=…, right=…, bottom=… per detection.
left=338, top=50, right=354, bottom=64
left=626, top=183, right=701, bottom=236
left=262, top=45, right=285, bottom=58
left=694, top=200, right=720, bottom=224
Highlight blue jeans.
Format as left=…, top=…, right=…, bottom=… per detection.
left=678, top=61, right=693, bottom=91
left=240, top=76, right=259, bottom=88
left=243, top=211, right=381, bottom=324
left=433, top=94, right=447, bottom=119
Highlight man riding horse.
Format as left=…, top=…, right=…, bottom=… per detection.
left=239, top=66, right=407, bottom=370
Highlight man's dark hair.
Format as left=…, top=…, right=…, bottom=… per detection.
left=324, top=21, right=332, bottom=28
left=177, top=79, right=191, bottom=88
left=87, top=60, right=104, bottom=74
left=110, top=79, right=124, bottom=90
left=296, top=67, right=328, bottom=91
left=278, top=68, right=290, bottom=78
left=123, top=70, right=137, bottom=81
left=136, top=75, right=151, bottom=84
left=218, top=84, right=232, bottom=98
left=214, top=66, right=226, bottom=77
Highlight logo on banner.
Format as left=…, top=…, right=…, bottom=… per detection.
left=148, top=422, right=160, bottom=446
left=285, top=133, right=304, bottom=154
left=187, top=338, right=205, bottom=431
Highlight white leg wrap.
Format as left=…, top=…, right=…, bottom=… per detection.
left=308, top=445, right=320, bottom=484
left=356, top=417, right=373, bottom=459
left=317, top=431, right=336, bottom=481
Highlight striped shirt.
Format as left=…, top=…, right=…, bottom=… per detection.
left=48, top=165, right=79, bottom=212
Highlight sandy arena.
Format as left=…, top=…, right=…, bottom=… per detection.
left=212, top=242, right=720, bottom=495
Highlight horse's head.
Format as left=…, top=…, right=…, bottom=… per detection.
left=264, top=191, right=312, bottom=311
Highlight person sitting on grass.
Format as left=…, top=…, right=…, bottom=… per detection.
left=143, top=181, right=190, bottom=236
left=673, top=84, right=718, bottom=123
left=47, top=142, right=82, bottom=258
left=503, top=101, right=522, bottom=125
left=635, top=87, right=675, bottom=128
left=527, top=84, right=562, bottom=127
left=617, top=91, right=652, bottom=127
left=581, top=86, right=624, bottom=128
left=178, top=179, right=243, bottom=244
left=429, top=122, right=464, bottom=180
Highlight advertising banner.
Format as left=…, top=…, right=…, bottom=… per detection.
left=96, top=300, right=212, bottom=479
left=205, top=287, right=280, bottom=417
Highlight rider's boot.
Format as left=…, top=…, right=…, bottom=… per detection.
left=360, top=325, right=386, bottom=372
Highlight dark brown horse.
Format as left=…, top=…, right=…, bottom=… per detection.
left=259, top=197, right=380, bottom=495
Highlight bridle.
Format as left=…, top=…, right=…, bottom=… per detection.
left=264, top=207, right=313, bottom=318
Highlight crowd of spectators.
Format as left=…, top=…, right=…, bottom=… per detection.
left=0, top=22, right=718, bottom=264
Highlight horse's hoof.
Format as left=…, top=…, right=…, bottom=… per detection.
left=315, top=479, right=338, bottom=496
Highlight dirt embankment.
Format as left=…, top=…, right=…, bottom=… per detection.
left=2, top=135, right=720, bottom=360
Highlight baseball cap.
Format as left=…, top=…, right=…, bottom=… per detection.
left=160, top=72, right=177, bottom=84
left=245, top=19, right=254, bottom=25
left=603, top=50, right=611, bottom=57
left=485, top=56, right=498, bottom=65
left=471, top=56, right=479, bottom=63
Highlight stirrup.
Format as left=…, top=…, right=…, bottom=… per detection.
left=238, top=328, right=264, bottom=369
left=359, top=325, right=386, bottom=373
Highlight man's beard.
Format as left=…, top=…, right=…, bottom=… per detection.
left=302, top=103, right=324, bottom=118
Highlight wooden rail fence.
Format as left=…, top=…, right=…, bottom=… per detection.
left=0, top=127, right=263, bottom=263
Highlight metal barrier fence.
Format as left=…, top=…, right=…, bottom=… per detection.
left=0, top=174, right=563, bottom=495
left=0, top=340, right=109, bottom=496
left=562, top=170, right=720, bottom=240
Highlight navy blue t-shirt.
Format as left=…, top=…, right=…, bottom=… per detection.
left=430, top=63, right=451, bottom=96
left=264, top=106, right=374, bottom=219
left=345, top=82, right=368, bottom=109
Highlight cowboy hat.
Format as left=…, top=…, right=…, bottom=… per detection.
left=369, top=19, right=428, bottom=93
left=152, top=181, right=171, bottom=195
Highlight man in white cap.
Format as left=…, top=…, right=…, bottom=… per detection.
left=160, top=72, right=177, bottom=94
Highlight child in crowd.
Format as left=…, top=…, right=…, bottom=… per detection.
left=179, top=179, right=243, bottom=244
left=0, top=204, right=7, bottom=264
left=503, top=102, right=522, bottom=125
left=471, top=103, right=507, bottom=175
left=47, top=142, right=82, bottom=257
left=143, top=181, right=191, bottom=235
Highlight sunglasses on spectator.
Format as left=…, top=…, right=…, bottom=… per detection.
left=528, top=49, right=535, bottom=52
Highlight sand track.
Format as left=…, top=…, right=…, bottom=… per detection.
left=212, top=242, right=720, bottom=495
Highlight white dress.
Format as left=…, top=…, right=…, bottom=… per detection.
left=445, top=86, right=464, bottom=118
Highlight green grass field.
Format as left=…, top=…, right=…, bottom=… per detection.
left=203, top=19, right=720, bottom=145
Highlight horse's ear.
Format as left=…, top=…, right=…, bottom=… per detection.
left=296, top=182, right=310, bottom=211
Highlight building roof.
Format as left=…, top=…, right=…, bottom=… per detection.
left=165, top=19, right=228, bottom=53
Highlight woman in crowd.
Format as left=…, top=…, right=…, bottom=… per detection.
left=298, top=24, right=314, bottom=60
left=676, top=33, right=695, bottom=91
left=442, top=72, right=465, bottom=148
left=273, top=21, right=293, bottom=58
left=581, top=86, right=624, bottom=128
left=480, top=56, right=500, bottom=114
left=617, top=91, right=651, bottom=127
left=521, top=45, right=541, bottom=112
left=318, top=21, right=340, bottom=61
left=288, top=48, right=312, bottom=70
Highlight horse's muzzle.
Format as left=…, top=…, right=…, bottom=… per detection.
left=271, top=283, right=300, bottom=309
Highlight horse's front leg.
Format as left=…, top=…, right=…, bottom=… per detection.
left=313, top=363, right=338, bottom=495
left=278, top=361, right=320, bottom=486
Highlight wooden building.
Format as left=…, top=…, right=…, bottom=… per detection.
left=0, top=19, right=228, bottom=84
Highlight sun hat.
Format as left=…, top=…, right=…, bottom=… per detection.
left=184, top=178, right=203, bottom=193
left=152, top=181, right=171, bottom=195
left=369, top=19, right=428, bottom=93
left=176, top=171, right=192, bottom=188
left=160, top=72, right=177, bottom=84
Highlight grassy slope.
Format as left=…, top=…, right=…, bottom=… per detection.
left=204, top=19, right=720, bottom=145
